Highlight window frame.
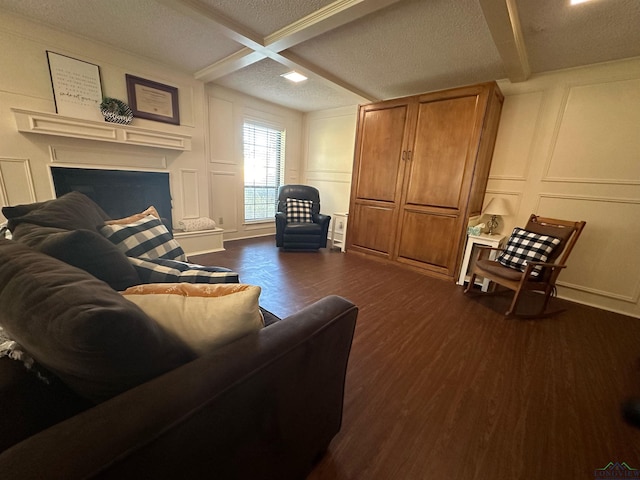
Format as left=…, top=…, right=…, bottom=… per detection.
left=241, top=117, right=286, bottom=224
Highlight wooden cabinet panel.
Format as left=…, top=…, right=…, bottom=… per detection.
left=349, top=204, right=396, bottom=256
left=355, top=105, right=408, bottom=202
left=406, top=96, right=478, bottom=209
left=396, top=211, right=458, bottom=272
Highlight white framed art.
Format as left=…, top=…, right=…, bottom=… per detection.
left=46, top=51, right=103, bottom=121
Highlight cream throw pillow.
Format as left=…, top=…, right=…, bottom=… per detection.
left=122, top=283, right=264, bottom=356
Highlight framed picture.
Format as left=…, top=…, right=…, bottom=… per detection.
left=46, top=51, right=103, bottom=121
left=126, top=74, right=180, bottom=125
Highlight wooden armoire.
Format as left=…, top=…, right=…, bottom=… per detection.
left=346, top=82, right=504, bottom=281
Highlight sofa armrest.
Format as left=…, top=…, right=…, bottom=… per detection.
left=0, top=295, right=358, bottom=480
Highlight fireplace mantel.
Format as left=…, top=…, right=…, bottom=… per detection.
left=12, top=108, right=192, bottom=151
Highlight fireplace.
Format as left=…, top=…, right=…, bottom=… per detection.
left=50, top=167, right=173, bottom=231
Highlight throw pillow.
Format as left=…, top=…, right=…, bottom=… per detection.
left=0, top=238, right=195, bottom=403
left=100, top=215, right=187, bottom=261
left=177, top=217, right=217, bottom=231
left=105, top=206, right=160, bottom=225
left=128, top=257, right=239, bottom=284
left=286, top=198, right=313, bottom=223
left=2, top=191, right=109, bottom=232
left=497, top=227, right=561, bottom=277
left=122, top=283, right=264, bottom=356
left=11, top=223, right=140, bottom=291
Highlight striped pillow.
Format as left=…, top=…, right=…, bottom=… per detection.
left=100, top=215, right=187, bottom=261
left=128, top=257, right=239, bottom=284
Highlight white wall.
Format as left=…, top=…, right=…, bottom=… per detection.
left=301, top=106, right=357, bottom=219
left=206, top=85, right=303, bottom=241
left=302, top=58, right=640, bottom=318
left=0, top=12, right=209, bottom=227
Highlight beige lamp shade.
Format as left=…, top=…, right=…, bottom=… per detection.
left=483, top=197, right=511, bottom=216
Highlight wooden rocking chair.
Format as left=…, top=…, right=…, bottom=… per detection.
left=463, top=214, right=586, bottom=318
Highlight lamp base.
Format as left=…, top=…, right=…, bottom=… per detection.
left=487, top=215, right=499, bottom=235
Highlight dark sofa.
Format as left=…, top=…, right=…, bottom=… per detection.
left=0, top=193, right=358, bottom=479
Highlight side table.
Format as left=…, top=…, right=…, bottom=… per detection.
left=457, top=233, right=506, bottom=292
left=331, top=213, right=348, bottom=252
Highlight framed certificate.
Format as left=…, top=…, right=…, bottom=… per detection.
left=126, top=74, right=180, bottom=125
left=47, top=51, right=103, bottom=121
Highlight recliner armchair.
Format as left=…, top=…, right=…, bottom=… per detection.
left=275, top=185, right=331, bottom=250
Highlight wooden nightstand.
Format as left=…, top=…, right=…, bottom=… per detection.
left=457, top=233, right=506, bottom=292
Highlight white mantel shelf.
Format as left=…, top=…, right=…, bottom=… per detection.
left=12, top=108, right=192, bottom=151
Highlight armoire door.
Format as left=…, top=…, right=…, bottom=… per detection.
left=394, top=92, right=487, bottom=277
left=348, top=100, right=412, bottom=258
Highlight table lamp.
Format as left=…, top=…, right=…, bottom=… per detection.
left=483, top=197, right=510, bottom=235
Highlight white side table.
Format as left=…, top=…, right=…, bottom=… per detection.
left=457, top=233, right=506, bottom=292
left=331, top=213, right=348, bottom=252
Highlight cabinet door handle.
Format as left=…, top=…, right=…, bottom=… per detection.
left=402, top=151, right=407, bottom=161
left=407, top=150, right=412, bottom=161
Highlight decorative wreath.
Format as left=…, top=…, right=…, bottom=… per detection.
left=100, top=97, right=133, bottom=125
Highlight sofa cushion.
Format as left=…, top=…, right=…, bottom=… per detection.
left=0, top=238, right=195, bottom=403
left=11, top=223, right=140, bottom=291
left=497, top=227, right=561, bottom=277
left=100, top=215, right=187, bottom=261
left=122, top=283, right=264, bottom=356
left=2, top=191, right=110, bottom=231
left=286, top=198, right=313, bottom=223
left=128, top=257, right=239, bottom=284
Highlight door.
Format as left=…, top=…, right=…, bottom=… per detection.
left=395, top=94, right=482, bottom=277
left=348, top=101, right=412, bottom=258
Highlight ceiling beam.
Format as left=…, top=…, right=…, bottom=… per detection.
left=195, top=48, right=266, bottom=83
left=479, top=0, right=531, bottom=82
left=154, top=0, right=265, bottom=50
left=265, top=0, right=404, bottom=52
left=160, top=0, right=383, bottom=101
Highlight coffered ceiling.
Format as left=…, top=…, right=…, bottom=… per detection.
left=1, top=0, right=639, bottom=112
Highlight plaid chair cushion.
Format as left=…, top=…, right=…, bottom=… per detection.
left=497, top=227, right=561, bottom=277
left=286, top=198, right=313, bottom=223
left=100, top=215, right=187, bottom=261
left=128, top=257, right=239, bottom=284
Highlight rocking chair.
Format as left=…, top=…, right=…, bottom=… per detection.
left=463, top=214, right=586, bottom=318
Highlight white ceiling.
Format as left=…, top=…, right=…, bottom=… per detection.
left=2, top=0, right=640, bottom=112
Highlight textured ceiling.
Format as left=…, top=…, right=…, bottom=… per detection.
left=1, top=0, right=639, bottom=112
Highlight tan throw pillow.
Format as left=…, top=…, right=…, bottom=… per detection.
left=122, top=283, right=264, bottom=356
left=105, top=206, right=160, bottom=225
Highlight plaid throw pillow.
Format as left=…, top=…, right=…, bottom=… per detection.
left=497, top=227, right=561, bottom=277
left=100, top=215, right=187, bottom=261
left=128, top=257, right=239, bottom=284
left=286, top=198, right=313, bottom=223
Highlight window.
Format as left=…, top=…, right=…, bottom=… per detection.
left=242, top=121, right=285, bottom=222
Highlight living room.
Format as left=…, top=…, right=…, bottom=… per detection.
left=1, top=0, right=640, bottom=477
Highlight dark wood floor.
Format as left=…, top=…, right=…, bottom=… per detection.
left=193, top=237, right=640, bottom=480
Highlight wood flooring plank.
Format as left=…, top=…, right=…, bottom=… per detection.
left=192, top=237, right=640, bottom=480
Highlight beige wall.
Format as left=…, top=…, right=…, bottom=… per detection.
left=205, top=85, right=303, bottom=241
left=303, top=59, right=640, bottom=318
left=301, top=106, right=357, bottom=218
left=0, top=12, right=209, bottom=227
left=0, top=12, right=304, bottom=245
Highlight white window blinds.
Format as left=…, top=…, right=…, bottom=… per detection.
left=242, top=121, right=285, bottom=222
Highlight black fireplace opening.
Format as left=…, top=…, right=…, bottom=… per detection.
left=51, top=167, right=173, bottom=231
